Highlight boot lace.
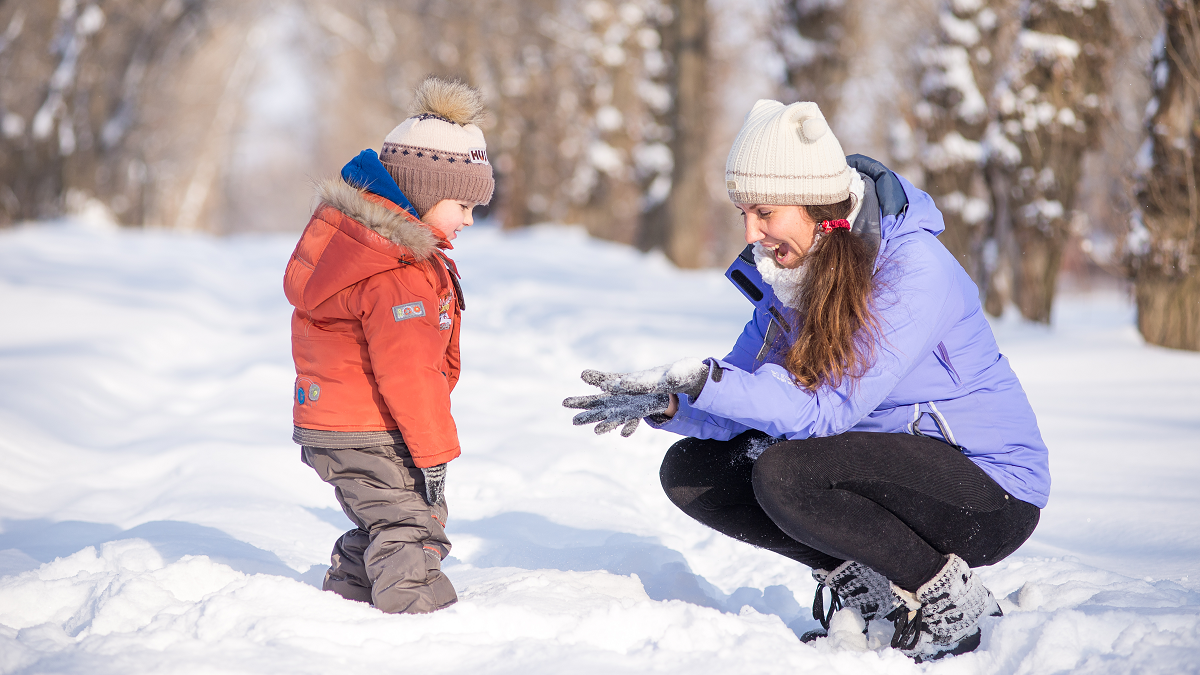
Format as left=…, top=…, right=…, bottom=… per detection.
left=812, top=583, right=843, bottom=631
left=888, top=604, right=928, bottom=650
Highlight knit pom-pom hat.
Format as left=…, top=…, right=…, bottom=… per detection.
left=725, top=100, right=851, bottom=206
left=380, top=78, right=495, bottom=217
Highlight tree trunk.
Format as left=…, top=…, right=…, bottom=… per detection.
left=775, top=0, right=849, bottom=116
left=0, top=0, right=207, bottom=227
left=641, top=0, right=708, bottom=267
left=1135, top=273, right=1200, bottom=349
left=916, top=0, right=1018, bottom=294
left=991, top=0, right=1114, bottom=323
left=1130, top=0, right=1200, bottom=351
left=1011, top=223, right=1064, bottom=321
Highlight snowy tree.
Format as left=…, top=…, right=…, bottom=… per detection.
left=774, top=0, right=850, bottom=116
left=638, top=0, right=709, bottom=267
left=989, top=0, right=1113, bottom=323
left=417, top=0, right=673, bottom=244
left=483, top=0, right=578, bottom=231
left=555, top=0, right=673, bottom=246
left=914, top=0, right=1018, bottom=294
left=1130, top=0, right=1200, bottom=351
left=0, top=0, right=207, bottom=227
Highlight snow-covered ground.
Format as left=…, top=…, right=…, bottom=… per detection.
left=1, top=219, right=1198, bottom=674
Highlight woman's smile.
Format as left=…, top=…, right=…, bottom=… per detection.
left=738, top=203, right=815, bottom=269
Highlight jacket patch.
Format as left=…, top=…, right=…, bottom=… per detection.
left=438, top=294, right=453, bottom=331
left=296, top=378, right=318, bottom=406
left=393, top=301, right=426, bottom=321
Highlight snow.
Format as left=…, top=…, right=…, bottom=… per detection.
left=1, top=113, right=24, bottom=139
left=587, top=140, right=624, bottom=175
left=921, top=129, right=985, bottom=172
left=1020, top=198, right=1065, bottom=224
left=1, top=220, right=1199, bottom=673
left=1018, top=30, right=1082, bottom=62
left=939, top=11, right=980, bottom=47
left=985, top=119, right=1023, bottom=165
left=921, top=46, right=987, bottom=124
left=940, top=190, right=991, bottom=225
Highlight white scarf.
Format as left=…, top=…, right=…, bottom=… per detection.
left=752, top=171, right=865, bottom=310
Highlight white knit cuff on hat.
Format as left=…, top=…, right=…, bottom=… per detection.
left=725, top=100, right=852, bottom=206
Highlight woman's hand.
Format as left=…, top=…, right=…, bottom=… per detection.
left=563, top=359, right=711, bottom=436
left=563, top=392, right=672, bottom=436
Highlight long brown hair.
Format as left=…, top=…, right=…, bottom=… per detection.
left=784, top=197, right=881, bottom=390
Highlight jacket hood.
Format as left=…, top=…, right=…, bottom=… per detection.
left=341, top=149, right=422, bottom=219
left=284, top=151, right=445, bottom=312
left=883, top=174, right=945, bottom=243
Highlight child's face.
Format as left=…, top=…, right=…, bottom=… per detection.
left=424, top=199, right=476, bottom=241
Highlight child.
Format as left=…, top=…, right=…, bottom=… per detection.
left=283, top=78, right=493, bottom=614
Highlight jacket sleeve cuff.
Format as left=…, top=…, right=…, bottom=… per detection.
left=410, top=445, right=461, bottom=469
left=688, top=359, right=823, bottom=440
left=644, top=392, right=749, bottom=440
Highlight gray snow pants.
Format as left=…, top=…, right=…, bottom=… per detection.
left=301, top=443, right=457, bottom=614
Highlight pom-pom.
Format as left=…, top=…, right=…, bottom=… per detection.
left=410, top=77, right=487, bottom=126
left=800, top=116, right=827, bottom=142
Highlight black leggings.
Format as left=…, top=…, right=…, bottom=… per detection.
left=659, top=431, right=1040, bottom=591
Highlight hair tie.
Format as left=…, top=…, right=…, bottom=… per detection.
left=820, top=219, right=851, bottom=233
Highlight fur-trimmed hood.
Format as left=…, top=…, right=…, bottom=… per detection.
left=314, top=177, right=440, bottom=259
left=284, top=177, right=446, bottom=312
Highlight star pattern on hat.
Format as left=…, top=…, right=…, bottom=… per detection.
left=414, top=112, right=455, bottom=125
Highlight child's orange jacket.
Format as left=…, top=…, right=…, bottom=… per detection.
left=284, top=177, right=463, bottom=468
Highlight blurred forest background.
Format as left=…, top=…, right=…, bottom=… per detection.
left=0, top=0, right=1197, bottom=350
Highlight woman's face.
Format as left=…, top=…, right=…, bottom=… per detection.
left=736, top=203, right=817, bottom=269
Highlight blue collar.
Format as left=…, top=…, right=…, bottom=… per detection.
left=340, top=149, right=420, bottom=219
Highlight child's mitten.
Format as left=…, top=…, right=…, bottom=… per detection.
left=422, top=464, right=447, bottom=506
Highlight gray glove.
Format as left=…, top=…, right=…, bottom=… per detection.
left=564, top=392, right=672, bottom=436
left=421, top=463, right=446, bottom=506
left=563, top=358, right=713, bottom=436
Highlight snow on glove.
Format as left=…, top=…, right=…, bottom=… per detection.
left=581, top=357, right=711, bottom=400
left=422, top=463, right=446, bottom=506
left=564, top=357, right=714, bottom=437
left=563, top=392, right=672, bottom=437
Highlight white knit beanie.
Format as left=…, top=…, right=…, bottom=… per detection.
left=380, top=78, right=495, bottom=216
left=725, top=100, right=851, bottom=206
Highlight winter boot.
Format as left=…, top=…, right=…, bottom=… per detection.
left=800, top=561, right=905, bottom=642
left=889, top=554, right=1002, bottom=662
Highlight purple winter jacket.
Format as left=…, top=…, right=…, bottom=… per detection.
left=650, top=169, right=1050, bottom=508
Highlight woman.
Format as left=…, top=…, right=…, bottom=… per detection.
left=564, top=100, right=1047, bottom=662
